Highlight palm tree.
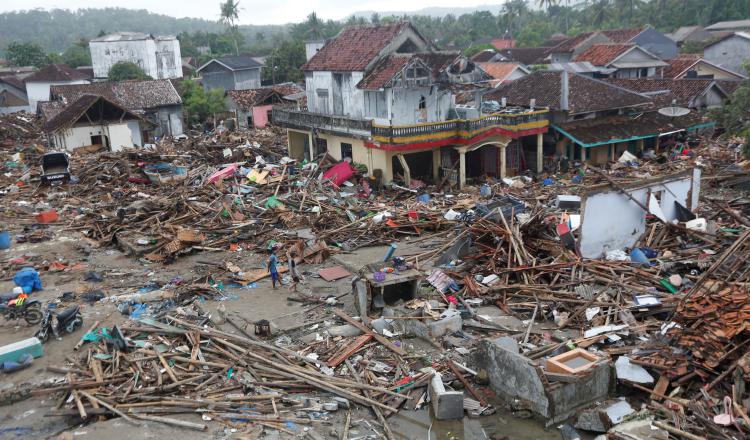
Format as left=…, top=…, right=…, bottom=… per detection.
left=501, top=0, right=529, bottom=35
left=305, top=12, right=324, bottom=40
left=220, top=0, right=241, bottom=55
left=588, top=0, right=612, bottom=27
left=537, top=0, right=559, bottom=15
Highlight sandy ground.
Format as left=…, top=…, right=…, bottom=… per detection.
left=0, top=228, right=567, bottom=440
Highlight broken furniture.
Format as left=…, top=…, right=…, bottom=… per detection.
left=353, top=262, right=421, bottom=317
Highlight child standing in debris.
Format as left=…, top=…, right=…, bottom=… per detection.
left=287, top=250, right=302, bottom=292
left=267, top=247, right=279, bottom=289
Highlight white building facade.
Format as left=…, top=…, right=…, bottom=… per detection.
left=90, top=32, right=182, bottom=80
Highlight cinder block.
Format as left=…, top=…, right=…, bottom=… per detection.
left=429, top=372, right=464, bottom=420
left=427, top=314, right=462, bottom=338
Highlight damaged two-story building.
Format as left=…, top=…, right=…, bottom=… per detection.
left=274, top=22, right=549, bottom=188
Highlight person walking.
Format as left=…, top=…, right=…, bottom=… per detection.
left=267, top=247, right=280, bottom=289
left=287, top=250, right=303, bottom=292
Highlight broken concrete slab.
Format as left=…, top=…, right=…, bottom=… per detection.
left=574, top=399, right=634, bottom=432
left=475, top=339, right=612, bottom=425
left=607, top=417, right=669, bottom=440
left=615, top=356, right=654, bottom=384
left=429, top=371, right=464, bottom=420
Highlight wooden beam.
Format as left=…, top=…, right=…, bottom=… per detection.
left=333, top=309, right=406, bottom=356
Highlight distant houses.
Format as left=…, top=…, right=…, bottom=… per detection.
left=24, top=64, right=90, bottom=112
left=196, top=56, right=264, bottom=92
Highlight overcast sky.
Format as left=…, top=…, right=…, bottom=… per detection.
left=0, top=1, right=495, bottom=25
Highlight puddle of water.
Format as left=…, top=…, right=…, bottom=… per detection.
left=389, top=408, right=566, bottom=440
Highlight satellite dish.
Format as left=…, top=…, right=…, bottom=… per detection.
left=658, top=106, right=691, bottom=117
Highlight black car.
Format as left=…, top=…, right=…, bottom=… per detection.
left=40, top=152, right=70, bottom=185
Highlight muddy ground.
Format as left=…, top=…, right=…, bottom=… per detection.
left=0, top=228, right=567, bottom=439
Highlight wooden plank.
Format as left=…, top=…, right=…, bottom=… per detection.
left=327, top=334, right=373, bottom=368
left=333, top=309, right=406, bottom=356
left=651, top=375, right=669, bottom=402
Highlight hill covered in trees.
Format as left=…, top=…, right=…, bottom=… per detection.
left=0, top=8, right=287, bottom=55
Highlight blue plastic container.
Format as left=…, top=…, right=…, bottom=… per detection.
left=0, top=231, right=10, bottom=250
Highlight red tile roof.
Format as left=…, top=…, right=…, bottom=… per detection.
left=498, top=47, right=549, bottom=64
left=548, top=32, right=596, bottom=53
left=477, top=62, right=523, bottom=85
left=600, top=28, right=644, bottom=43
left=357, top=55, right=411, bottom=89
left=555, top=111, right=704, bottom=145
left=0, top=74, right=25, bottom=91
left=227, top=84, right=303, bottom=110
left=485, top=71, right=650, bottom=115
left=24, top=64, right=89, bottom=83
left=491, top=38, right=515, bottom=50
left=301, top=22, right=411, bottom=72
left=50, top=79, right=181, bottom=110
left=603, top=77, right=722, bottom=108
left=663, top=55, right=701, bottom=78
left=573, top=43, right=634, bottom=65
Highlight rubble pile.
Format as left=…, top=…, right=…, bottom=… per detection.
left=1, top=113, right=750, bottom=439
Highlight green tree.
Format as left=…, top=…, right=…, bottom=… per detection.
left=61, top=45, right=91, bottom=67
left=108, top=61, right=152, bottom=81
left=179, top=79, right=226, bottom=123
left=5, top=41, right=47, bottom=67
left=263, top=39, right=305, bottom=84
left=680, top=40, right=704, bottom=54
left=711, top=63, right=750, bottom=159
left=220, top=0, right=241, bottom=55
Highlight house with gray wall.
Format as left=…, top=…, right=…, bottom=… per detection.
left=90, top=32, right=183, bottom=80
left=197, top=56, right=263, bottom=92
left=0, top=75, right=30, bottom=113
left=601, top=27, right=678, bottom=60
left=703, top=32, right=750, bottom=77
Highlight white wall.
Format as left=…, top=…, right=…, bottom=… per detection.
left=579, top=168, right=701, bottom=258
left=54, top=123, right=137, bottom=152
left=90, top=37, right=182, bottom=79
left=26, top=80, right=89, bottom=112
left=388, top=86, right=451, bottom=124
left=306, top=71, right=333, bottom=114
left=154, top=38, right=183, bottom=79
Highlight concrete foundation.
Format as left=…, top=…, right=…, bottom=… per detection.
left=474, top=337, right=612, bottom=425
left=429, top=371, right=464, bottom=420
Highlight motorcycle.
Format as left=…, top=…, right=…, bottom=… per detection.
left=35, top=304, right=83, bottom=343
left=0, top=293, right=42, bottom=325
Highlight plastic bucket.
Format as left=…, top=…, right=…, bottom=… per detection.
left=0, top=231, right=10, bottom=250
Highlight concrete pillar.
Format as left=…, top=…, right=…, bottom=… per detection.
left=307, top=132, right=314, bottom=160
left=637, top=139, right=644, bottom=152
left=500, top=145, right=507, bottom=179
left=609, top=143, right=615, bottom=160
left=655, top=136, right=661, bottom=150
left=396, top=154, right=411, bottom=188
left=432, top=148, right=441, bottom=183
left=536, top=133, right=543, bottom=174
left=458, top=150, right=466, bottom=189
left=581, top=145, right=587, bottom=162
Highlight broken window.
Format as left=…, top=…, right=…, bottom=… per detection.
left=418, top=96, right=426, bottom=110
left=316, top=89, right=329, bottom=113
left=396, top=38, right=418, bottom=53
left=340, top=142, right=353, bottom=160
left=315, top=138, right=328, bottom=156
